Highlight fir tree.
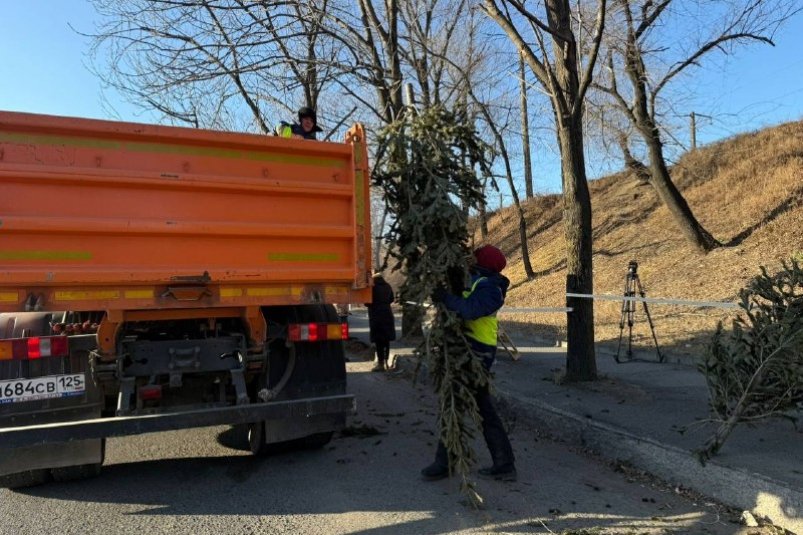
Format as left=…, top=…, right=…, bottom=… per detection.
left=372, top=105, right=495, bottom=502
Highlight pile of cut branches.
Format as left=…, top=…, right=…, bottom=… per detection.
left=697, top=259, right=803, bottom=462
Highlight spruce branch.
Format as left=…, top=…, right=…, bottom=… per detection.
left=697, top=259, right=803, bottom=463
left=371, top=105, right=493, bottom=503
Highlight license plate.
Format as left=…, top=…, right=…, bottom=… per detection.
left=0, top=374, right=85, bottom=404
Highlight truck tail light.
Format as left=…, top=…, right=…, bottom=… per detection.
left=0, top=336, right=69, bottom=360
left=287, top=323, right=349, bottom=342
left=138, top=385, right=162, bottom=401
left=308, top=322, right=319, bottom=342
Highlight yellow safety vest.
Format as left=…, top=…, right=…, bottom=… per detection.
left=276, top=124, right=294, bottom=138
left=462, top=277, right=498, bottom=346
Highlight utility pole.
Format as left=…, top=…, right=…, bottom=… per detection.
left=689, top=112, right=712, bottom=151
left=690, top=112, right=696, bottom=150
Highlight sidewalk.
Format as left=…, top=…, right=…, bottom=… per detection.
left=347, top=310, right=802, bottom=534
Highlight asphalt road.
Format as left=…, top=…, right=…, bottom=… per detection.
left=0, top=344, right=766, bottom=534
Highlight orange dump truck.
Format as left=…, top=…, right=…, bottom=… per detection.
left=0, top=111, right=371, bottom=486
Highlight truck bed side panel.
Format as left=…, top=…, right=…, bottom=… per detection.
left=0, top=112, right=372, bottom=311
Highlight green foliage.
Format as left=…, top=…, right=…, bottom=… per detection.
left=698, top=258, right=803, bottom=461
left=372, top=105, right=493, bottom=501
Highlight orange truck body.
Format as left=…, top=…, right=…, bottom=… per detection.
left=0, top=111, right=373, bottom=483
left=0, top=110, right=371, bottom=316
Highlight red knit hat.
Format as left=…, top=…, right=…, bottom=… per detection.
left=473, top=245, right=506, bottom=272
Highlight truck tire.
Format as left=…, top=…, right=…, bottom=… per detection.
left=247, top=421, right=270, bottom=457
left=249, top=304, right=345, bottom=455
left=301, top=431, right=334, bottom=449
left=50, top=438, right=105, bottom=483
left=0, top=469, right=51, bottom=489
left=51, top=463, right=102, bottom=483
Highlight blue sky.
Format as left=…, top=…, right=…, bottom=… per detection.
left=0, top=1, right=145, bottom=121
left=1, top=1, right=802, bottom=194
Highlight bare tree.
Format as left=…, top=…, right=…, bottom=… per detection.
left=519, top=51, right=535, bottom=199
left=593, top=0, right=799, bottom=252
left=481, top=102, right=537, bottom=279
left=483, top=0, right=607, bottom=381
left=86, top=0, right=539, bottom=332
left=416, top=6, right=537, bottom=277
left=88, top=0, right=343, bottom=131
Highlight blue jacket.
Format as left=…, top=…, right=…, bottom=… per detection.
left=441, top=267, right=510, bottom=366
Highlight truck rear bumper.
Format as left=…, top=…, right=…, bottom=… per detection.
left=0, top=394, right=355, bottom=448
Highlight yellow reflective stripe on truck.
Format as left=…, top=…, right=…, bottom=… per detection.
left=124, top=290, right=154, bottom=299
left=0, top=250, right=92, bottom=261
left=55, top=290, right=120, bottom=301
left=0, top=133, right=346, bottom=169
left=0, top=132, right=120, bottom=149
left=246, top=287, right=303, bottom=297
left=220, top=287, right=304, bottom=298
left=0, top=292, right=19, bottom=303
left=354, top=170, right=365, bottom=226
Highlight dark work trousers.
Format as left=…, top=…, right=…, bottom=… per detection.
left=433, top=384, right=515, bottom=469
left=375, top=340, right=391, bottom=362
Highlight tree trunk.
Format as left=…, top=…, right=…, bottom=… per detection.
left=518, top=212, right=534, bottom=278
left=557, top=116, right=597, bottom=382
left=478, top=199, right=489, bottom=239
left=548, top=0, right=596, bottom=382
left=643, top=130, right=721, bottom=252
left=520, top=51, right=534, bottom=198
left=623, top=37, right=720, bottom=253
left=617, top=132, right=650, bottom=183
left=482, top=0, right=599, bottom=380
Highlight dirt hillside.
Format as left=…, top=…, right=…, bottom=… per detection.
left=478, top=120, right=803, bottom=362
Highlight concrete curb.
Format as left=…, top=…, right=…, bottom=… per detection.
left=389, top=353, right=801, bottom=534
left=498, top=388, right=802, bottom=535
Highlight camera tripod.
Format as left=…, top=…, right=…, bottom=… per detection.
left=615, top=260, right=664, bottom=363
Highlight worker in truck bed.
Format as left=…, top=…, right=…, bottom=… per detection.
left=275, top=107, right=323, bottom=140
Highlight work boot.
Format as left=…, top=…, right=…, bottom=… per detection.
left=371, top=359, right=386, bottom=372
left=478, top=464, right=517, bottom=482
left=420, top=462, right=449, bottom=481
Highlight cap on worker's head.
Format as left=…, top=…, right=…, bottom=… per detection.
left=473, top=245, right=506, bottom=273
left=298, top=106, right=317, bottom=123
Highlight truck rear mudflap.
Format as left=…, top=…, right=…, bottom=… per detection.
left=0, top=393, right=354, bottom=449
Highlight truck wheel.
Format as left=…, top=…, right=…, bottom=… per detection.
left=247, top=421, right=270, bottom=456
left=51, top=463, right=102, bottom=483
left=51, top=438, right=105, bottom=483
left=0, top=469, right=51, bottom=489
left=301, top=431, right=334, bottom=450
left=257, top=304, right=345, bottom=454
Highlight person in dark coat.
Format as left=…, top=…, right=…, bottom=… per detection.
left=420, top=244, right=517, bottom=482
left=366, top=273, right=397, bottom=372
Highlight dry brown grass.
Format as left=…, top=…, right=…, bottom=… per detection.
left=479, top=120, right=803, bottom=362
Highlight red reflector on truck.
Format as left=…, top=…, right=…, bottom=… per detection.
left=138, top=385, right=162, bottom=401
left=287, top=322, right=349, bottom=342
left=0, top=336, right=70, bottom=360
left=50, top=336, right=69, bottom=356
